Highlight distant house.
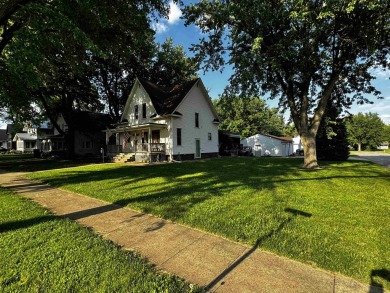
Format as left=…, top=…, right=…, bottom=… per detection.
left=41, top=112, right=113, bottom=156
left=13, top=125, right=53, bottom=153
left=13, top=132, right=38, bottom=153
left=105, top=78, right=220, bottom=162
left=378, top=142, right=389, bottom=150
left=6, top=124, right=15, bottom=150
left=293, top=136, right=303, bottom=153
left=0, top=129, right=7, bottom=148
left=241, top=134, right=293, bottom=157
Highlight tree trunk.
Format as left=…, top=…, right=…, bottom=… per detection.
left=301, top=133, right=319, bottom=169
left=357, top=143, right=361, bottom=151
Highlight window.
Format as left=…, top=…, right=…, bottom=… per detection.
left=134, top=105, right=139, bottom=120
left=208, top=133, right=212, bottom=140
left=82, top=141, right=92, bottom=149
left=177, top=128, right=182, bottom=146
left=195, top=112, right=199, bottom=128
left=142, top=103, right=146, bottom=119
left=25, top=141, right=35, bottom=149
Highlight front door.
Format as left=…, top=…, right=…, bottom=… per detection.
left=152, top=130, right=160, bottom=143
left=195, top=139, right=201, bottom=158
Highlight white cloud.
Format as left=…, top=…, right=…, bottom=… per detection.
left=380, top=114, right=390, bottom=124
left=152, top=22, right=168, bottom=34
left=151, top=2, right=182, bottom=34
left=168, top=1, right=182, bottom=24
left=370, top=67, right=390, bottom=79
left=350, top=99, right=390, bottom=124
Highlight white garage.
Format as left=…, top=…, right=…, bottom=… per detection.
left=241, top=134, right=293, bottom=157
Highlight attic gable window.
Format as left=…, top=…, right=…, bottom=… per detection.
left=134, top=105, right=139, bottom=120
left=195, top=112, right=199, bottom=128
left=142, top=103, right=146, bottom=119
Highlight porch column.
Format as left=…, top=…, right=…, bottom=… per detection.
left=148, top=127, right=151, bottom=163
left=105, top=130, right=110, bottom=146
left=148, top=127, right=151, bottom=152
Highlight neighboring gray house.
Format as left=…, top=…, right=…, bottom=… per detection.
left=0, top=129, right=7, bottom=148
left=42, top=111, right=113, bottom=156
left=241, top=133, right=293, bottom=157
left=6, top=124, right=15, bottom=149
left=106, top=78, right=220, bottom=162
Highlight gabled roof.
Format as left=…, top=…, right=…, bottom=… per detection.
left=13, top=132, right=37, bottom=141
left=69, top=111, right=114, bottom=132
left=137, top=78, right=200, bottom=116
left=6, top=124, right=13, bottom=134
left=261, top=133, right=293, bottom=143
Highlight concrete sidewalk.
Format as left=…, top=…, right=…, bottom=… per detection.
left=0, top=171, right=382, bottom=293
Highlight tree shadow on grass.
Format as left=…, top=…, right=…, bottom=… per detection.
left=27, top=157, right=390, bottom=222
left=369, top=269, right=390, bottom=293
left=206, top=207, right=312, bottom=291
left=0, top=215, right=57, bottom=233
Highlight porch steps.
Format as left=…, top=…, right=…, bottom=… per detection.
left=111, top=153, right=135, bottom=163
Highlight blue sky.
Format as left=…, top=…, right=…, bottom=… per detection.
left=1, top=1, right=389, bottom=128
left=153, top=1, right=390, bottom=124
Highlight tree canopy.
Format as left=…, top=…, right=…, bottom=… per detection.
left=316, top=101, right=349, bottom=161
left=346, top=112, right=385, bottom=151
left=183, top=0, right=390, bottom=168
left=213, top=96, right=292, bottom=139
left=0, top=0, right=200, bottom=157
left=0, top=1, right=197, bottom=123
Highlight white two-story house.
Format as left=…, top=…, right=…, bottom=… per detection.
left=106, top=78, right=220, bottom=162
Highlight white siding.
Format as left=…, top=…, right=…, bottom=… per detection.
left=122, top=85, right=157, bottom=125
left=241, top=134, right=293, bottom=157
left=172, top=85, right=219, bottom=157
left=54, top=114, right=68, bottom=135
left=293, top=136, right=302, bottom=153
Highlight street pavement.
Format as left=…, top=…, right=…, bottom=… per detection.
left=350, top=151, right=390, bottom=169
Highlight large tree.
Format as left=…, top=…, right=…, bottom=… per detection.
left=214, top=96, right=289, bottom=138
left=183, top=0, right=390, bottom=168
left=346, top=112, right=385, bottom=151
left=93, top=37, right=199, bottom=121
left=316, top=101, right=349, bottom=161
left=0, top=0, right=173, bottom=156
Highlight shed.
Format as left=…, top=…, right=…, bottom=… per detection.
left=241, top=134, right=293, bottom=157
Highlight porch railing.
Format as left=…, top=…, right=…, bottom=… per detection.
left=136, top=143, right=165, bottom=153
left=108, top=143, right=165, bottom=154
left=150, top=143, right=165, bottom=152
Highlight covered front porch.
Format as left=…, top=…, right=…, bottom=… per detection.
left=105, top=123, right=168, bottom=163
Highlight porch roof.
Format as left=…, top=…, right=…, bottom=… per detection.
left=106, top=123, right=167, bottom=133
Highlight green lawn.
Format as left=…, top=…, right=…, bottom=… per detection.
left=27, top=157, right=390, bottom=289
left=0, top=154, right=99, bottom=172
left=0, top=186, right=199, bottom=292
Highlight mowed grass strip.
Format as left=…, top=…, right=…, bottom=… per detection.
left=0, top=153, right=100, bottom=172
left=0, top=187, right=199, bottom=292
left=28, top=157, right=390, bottom=288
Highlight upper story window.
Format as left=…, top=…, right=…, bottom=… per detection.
left=208, top=133, right=212, bottom=140
left=142, top=103, right=146, bottom=119
left=195, top=112, right=199, bottom=128
left=134, top=105, right=139, bottom=120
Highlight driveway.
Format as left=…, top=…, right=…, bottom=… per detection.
left=350, top=151, right=390, bottom=169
